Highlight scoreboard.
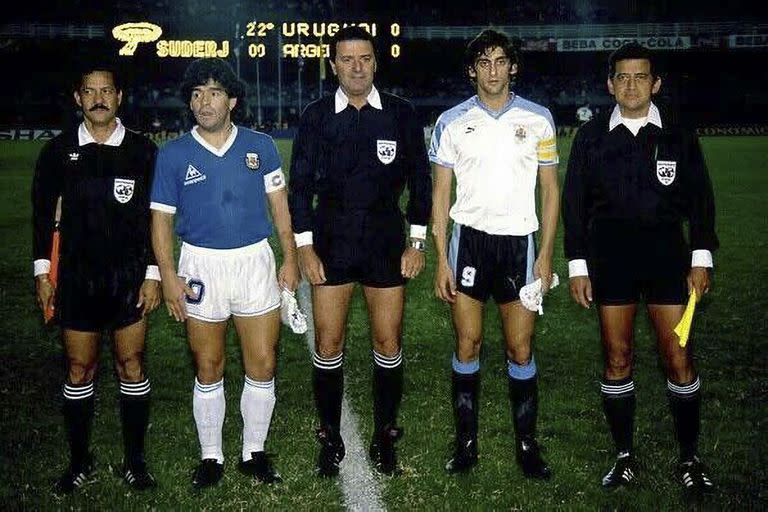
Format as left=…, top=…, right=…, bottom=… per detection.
left=112, top=20, right=402, bottom=60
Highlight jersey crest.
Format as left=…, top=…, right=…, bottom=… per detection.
left=656, top=160, right=677, bottom=186
left=377, top=140, right=397, bottom=165
left=246, top=152, right=260, bottom=170
left=113, top=178, right=135, bottom=203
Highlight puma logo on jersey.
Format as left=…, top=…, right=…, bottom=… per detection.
left=184, top=164, right=207, bottom=186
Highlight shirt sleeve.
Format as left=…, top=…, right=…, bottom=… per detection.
left=149, top=144, right=179, bottom=214
left=31, top=140, right=62, bottom=265
left=428, top=113, right=456, bottom=168
left=562, top=127, right=589, bottom=261
left=402, top=102, right=432, bottom=230
left=684, top=132, right=718, bottom=254
left=288, top=105, right=319, bottom=235
left=262, top=136, right=286, bottom=193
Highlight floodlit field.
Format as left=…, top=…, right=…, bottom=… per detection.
left=1, top=137, right=765, bottom=510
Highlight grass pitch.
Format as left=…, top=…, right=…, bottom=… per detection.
left=0, top=137, right=765, bottom=510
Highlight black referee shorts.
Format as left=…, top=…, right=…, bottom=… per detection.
left=588, top=221, right=689, bottom=306
left=448, top=223, right=536, bottom=304
left=56, top=257, right=145, bottom=332
left=314, top=211, right=406, bottom=288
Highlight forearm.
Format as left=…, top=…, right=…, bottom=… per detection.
left=150, top=210, right=177, bottom=277
left=268, top=190, right=298, bottom=263
left=537, top=167, right=560, bottom=261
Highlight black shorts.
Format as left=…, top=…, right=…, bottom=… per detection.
left=588, top=222, right=688, bottom=305
left=56, top=257, right=145, bottom=331
left=315, top=211, right=406, bottom=288
left=448, top=223, right=536, bottom=304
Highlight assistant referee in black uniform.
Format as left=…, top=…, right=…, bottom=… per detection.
left=32, top=59, right=160, bottom=493
left=288, top=26, right=431, bottom=476
left=562, top=42, right=717, bottom=494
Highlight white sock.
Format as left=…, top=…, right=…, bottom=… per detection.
left=241, top=376, right=276, bottom=460
left=193, top=378, right=225, bottom=463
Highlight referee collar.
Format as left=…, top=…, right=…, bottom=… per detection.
left=334, top=86, right=382, bottom=113
left=608, top=102, right=662, bottom=132
left=78, top=118, right=126, bottom=146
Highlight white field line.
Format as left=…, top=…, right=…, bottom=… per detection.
left=297, top=280, right=386, bottom=512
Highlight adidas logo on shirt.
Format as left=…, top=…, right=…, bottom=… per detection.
left=184, top=164, right=207, bottom=186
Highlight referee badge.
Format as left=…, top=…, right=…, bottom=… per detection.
left=113, top=178, right=135, bottom=203
left=376, top=140, right=397, bottom=165
left=245, top=152, right=260, bottom=170
left=656, top=160, right=677, bottom=186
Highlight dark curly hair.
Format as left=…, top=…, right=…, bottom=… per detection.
left=464, top=29, right=519, bottom=83
left=181, top=58, right=246, bottom=113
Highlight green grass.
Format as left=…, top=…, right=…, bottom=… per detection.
left=1, top=137, right=766, bottom=510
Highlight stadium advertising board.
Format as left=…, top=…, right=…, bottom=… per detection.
left=728, top=34, right=768, bottom=48
left=557, top=36, right=691, bottom=51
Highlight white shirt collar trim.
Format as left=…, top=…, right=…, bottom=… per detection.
left=609, top=102, right=663, bottom=132
left=78, top=118, right=126, bottom=146
left=334, top=85, right=382, bottom=113
left=191, top=124, right=238, bottom=157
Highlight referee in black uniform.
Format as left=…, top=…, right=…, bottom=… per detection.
left=32, top=59, right=160, bottom=493
left=562, top=42, right=717, bottom=494
left=288, top=26, right=431, bottom=476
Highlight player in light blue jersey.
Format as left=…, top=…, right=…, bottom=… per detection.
left=150, top=58, right=298, bottom=488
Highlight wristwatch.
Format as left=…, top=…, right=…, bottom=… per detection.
left=410, top=238, right=426, bottom=252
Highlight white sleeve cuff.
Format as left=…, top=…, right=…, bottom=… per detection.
left=691, top=249, right=713, bottom=268
left=410, top=224, right=427, bottom=239
left=145, top=265, right=161, bottom=281
left=34, top=259, right=51, bottom=277
left=568, top=259, right=589, bottom=278
left=150, top=201, right=177, bottom=214
left=294, top=231, right=313, bottom=247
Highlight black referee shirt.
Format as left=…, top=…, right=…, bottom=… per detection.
left=288, top=89, right=431, bottom=240
left=32, top=127, right=158, bottom=273
left=563, top=105, right=718, bottom=262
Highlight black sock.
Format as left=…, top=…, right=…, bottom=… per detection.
left=668, top=376, right=701, bottom=462
left=601, top=377, right=636, bottom=455
left=120, top=379, right=151, bottom=467
left=452, top=370, right=479, bottom=444
left=508, top=375, right=539, bottom=441
left=372, top=350, right=403, bottom=432
left=62, top=382, right=95, bottom=470
left=313, top=353, right=344, bottom=436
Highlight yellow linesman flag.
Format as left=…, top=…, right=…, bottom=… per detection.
left=674, top=289, right=697, bottom=348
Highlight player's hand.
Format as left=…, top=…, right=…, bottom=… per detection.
left=434, top=259, right=457, bottom=303
left=401, top=247, right=425, bottom=279
left=298, top=245, right=326, bottom=285
left=533, top=256, right=554, bottom=295
left=688, top=267, right=710, bottom=303
left=569, top=276, right=593, bottom=308
left=162, top=275, right=195, bottom=322
left=278, top=258, right=300, bottom=292
left=136, top=279, right=161, bottom=317
left=35, top=274, right=54, bottom=317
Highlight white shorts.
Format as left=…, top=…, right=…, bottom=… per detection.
left=178, top=239, right=281, bottom=322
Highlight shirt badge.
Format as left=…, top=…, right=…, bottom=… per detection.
left=184, top=164, right=206, bottom=186
left=514, top=126, right=527, bottom=143
left=376, top=140, right=397, bottom=165
left=246, top=152, right=260, bottom=170
left=656, top=160, right=677, bottom=186
left=113, top=178, right=135, bottom=203
left=68, top=152, right=80, bottom=161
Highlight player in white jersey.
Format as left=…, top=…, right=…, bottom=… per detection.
left=150, top=58, right=299, bottom=487
left=429, top=29, right=560, bottom=479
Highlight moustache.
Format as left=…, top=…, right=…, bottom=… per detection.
left=89, top=105, right=109, bottom=112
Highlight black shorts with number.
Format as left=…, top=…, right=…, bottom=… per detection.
left=314, top=209, right=406, bottom=288
left=56, top=254, right=145, bottom=332
left=588, top=221, right=688, bottom=305
left=448, top=223, right=536, bottom=304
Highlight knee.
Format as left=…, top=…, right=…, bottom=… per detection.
left=315, top=333, right=344, bottom=359
left=455, top=334, right=482, bottom=362
left=604, top=351, right=632, bottom=379
left=665, top=354, right=694, bottom=383
left=196, top=356, right=225, bottom=383
left=115, top=351, right=145, bottom=382
left=372, top=336, right=401, bottom=357
left=68, top=357, right=97, bottom=384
